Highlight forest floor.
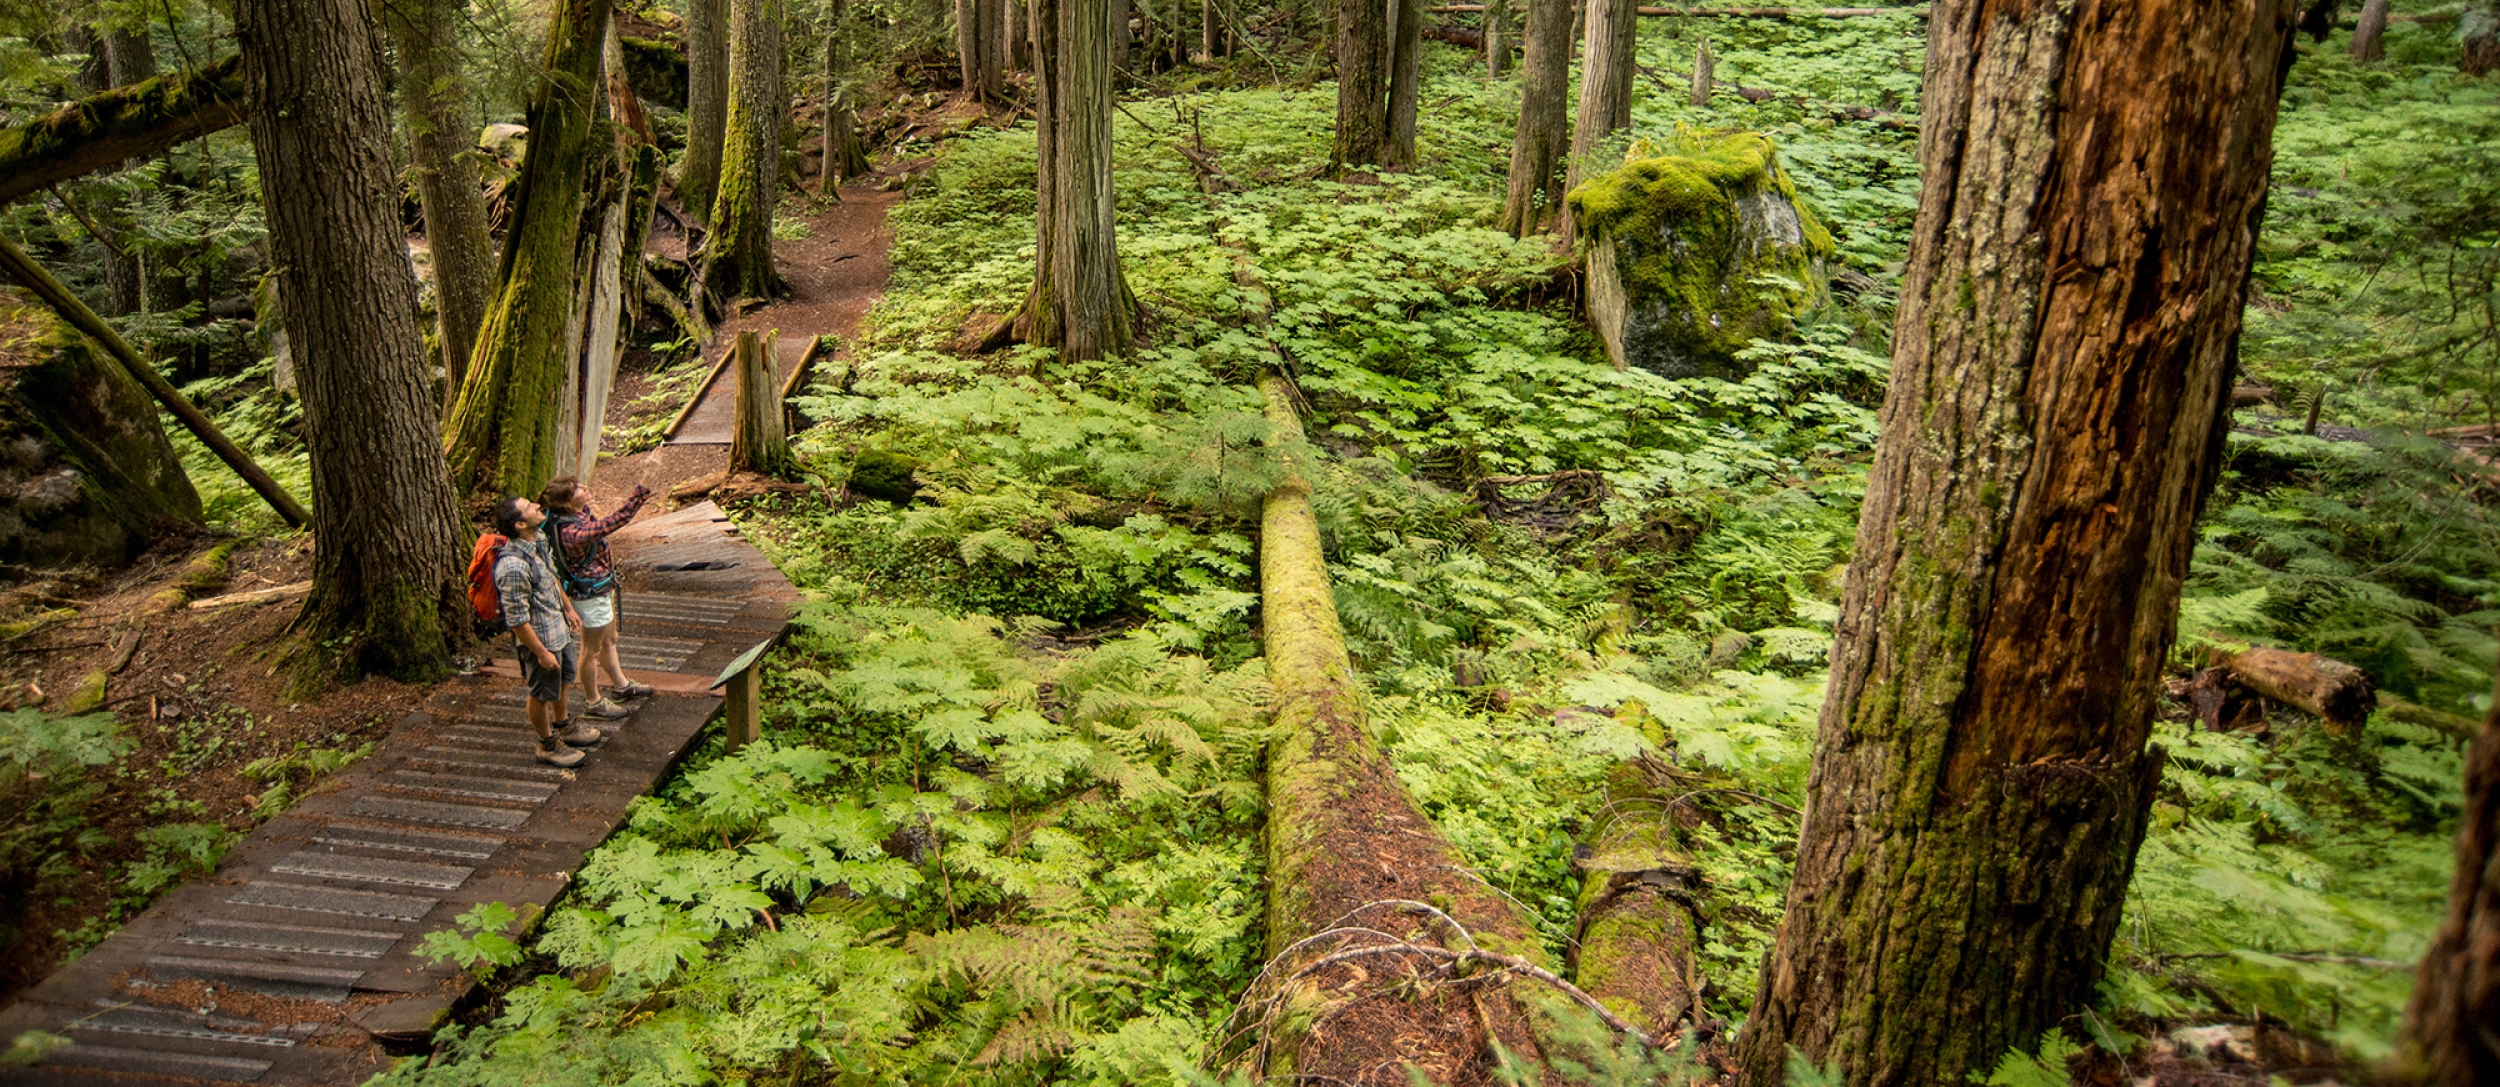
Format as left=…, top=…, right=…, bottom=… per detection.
left=0, top=159, right=904, bottom=1011
left=594, top=167, right=907, bottom=504
left=0, top=537, right=430, bottom=1005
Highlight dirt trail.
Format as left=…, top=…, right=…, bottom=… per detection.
left=591, top=178, right=902, bottom=504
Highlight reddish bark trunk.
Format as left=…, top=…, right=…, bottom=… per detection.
left=1731, top=2, right=2301, bottom=1084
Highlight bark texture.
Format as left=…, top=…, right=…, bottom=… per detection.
left=0, top=57, right=247, bottom=209
left=1562, top=0, right=1638, bottom=240
left=728, top=329, right=793, bottom=474
left=95, top=29, right=155, bottom=317
left=1330, top=0, right=1389, bottom=168
left=2467, top=2, right=2500, bottom=76
left=705, top=0, right=789, bottom=303
left=1026, top=0, right=1134, bottom=358
left=2349, top=0, right=2389, bottom=60
left=444, top=0, right=612, bottom=495
left=682, top=0, right=731, bottom=221
left=1384, top=0, right=1425, bottom=167
left=1498, top=0, right=1572, bottom=236
left=385, top=0, right=497, bottom=410
left=237, top=0, right=467, bottom=681
left=2395, top=671, right=2500, bottom=1087
left=1731, top=3, right=2301, bottom=1085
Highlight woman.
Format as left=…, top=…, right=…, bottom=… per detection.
left=535, top=477, right=655, bottom=719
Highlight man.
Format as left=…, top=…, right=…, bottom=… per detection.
left=491, top=497, right=605, bottom=767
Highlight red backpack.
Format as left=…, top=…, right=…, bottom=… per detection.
left=466, top=534, right=509, bottom=626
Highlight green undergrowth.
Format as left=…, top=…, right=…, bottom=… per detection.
left=396, top=15, right=2494, bottom=1083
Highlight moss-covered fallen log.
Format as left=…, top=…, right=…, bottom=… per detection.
left=1571, top=754, right=1705, bottom=1038
left=0, top=56, right=248, bottom=208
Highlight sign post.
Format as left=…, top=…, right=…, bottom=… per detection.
left=711, top=637, right=776, bottom=754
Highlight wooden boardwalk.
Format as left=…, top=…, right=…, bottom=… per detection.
left=664, top=334, right=816, bottom=447
left=0, top=503, right=797, bottom=1085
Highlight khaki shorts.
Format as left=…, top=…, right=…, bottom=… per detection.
left=575, top=590, right=617, bottom=630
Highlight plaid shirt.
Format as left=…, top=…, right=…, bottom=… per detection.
left=552, top=487, right=651, bottom=598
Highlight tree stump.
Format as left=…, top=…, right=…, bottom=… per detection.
left=727, top=329, right=792, bottom=476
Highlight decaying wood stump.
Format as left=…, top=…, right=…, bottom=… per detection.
left=728, top=329, right=792, bottom=475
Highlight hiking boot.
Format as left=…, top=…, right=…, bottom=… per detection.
left=583, top=697, right=631, bottom=720
left=536, top=736, right=586, bottom=768
left=555, top=720, right=606, bottom=747
left=611, top=680, right=657, bottom=699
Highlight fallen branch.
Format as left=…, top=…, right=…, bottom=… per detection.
left=187, top=581, right=311, bottom=610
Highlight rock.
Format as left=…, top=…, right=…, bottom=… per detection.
left=477, top=123, right=530, bottom=169
left=846, top=448, right=923, bottom=503
left=1569, top=132, right=1833, bottom=379
left=0, top=292, right=202, bottom=567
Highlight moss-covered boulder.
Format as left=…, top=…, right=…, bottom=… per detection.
left=1568, top=132, right=1833, bottom=379
left=0, top=291, right=202, bottom=566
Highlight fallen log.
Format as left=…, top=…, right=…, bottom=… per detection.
left=1229, top=247, right=1566, bottom=1081
left=0, top=56, right=249, bottom=208
left=1571, top=753, right=1704, bottom=1038
left=2221, top=644, right=2377, bottom=732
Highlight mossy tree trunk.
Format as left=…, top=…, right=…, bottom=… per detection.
left=1383, top=0, right=1424, bottom=168
left=385, top=0, right=497, bottom=411
left=1026, top=0, right=1134, bottom=358
left=237, top=0, right=467, bottom=682
left=1561, top=0, right=1636, bottom=242
left=683, top=0, right=731, bottom=222
left=704, top=0, right=789, bottom=304
left=5, top=317, right=203, bottom=562
left=1329, top=0, right=1388, bottom=168
left=443, top=0, right=612, bottom=496
left=1570, top=755, right=1702, bottom=1038
left=2349, top=0, right=2389, bottom=60
left=1498, top=0, right=1571, bottom=236
left=2396, top=667, right=2500, bottom=1086
left=1729, top=3, right=2300, bottom=1085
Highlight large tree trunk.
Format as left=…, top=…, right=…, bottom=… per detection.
left=385, top=0, right=497, bottom=412
left=2349, top=0, right=2390, bottom=60
left=1330, top=0, right=1390, bottom=168
left=0, top=57, right=248, bottom=209
left=1025, top=0, right=1134, bottom=358
left=1384, top=0, right=1424, bottom=167
left=1498, top=0, right=1571, bottom=236
left=2466, top=2, right=2499, bottom=76
left=981, top=0, right=1011, bottom=98
left=443, top=0, right=612, bottom=496
left=1729, top=3, right=2301, bottom=1085
left=93, top=28, right=155, bottom=317
left=682, top=0, right=732, bottom=222
left=2396, top=669, right=2500, bottom=1086
left=236, top=0, right=467, bottom=682
left=1562, top=0, right=1637, bottom=242
left=704, top=0, right=789, bottom=304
